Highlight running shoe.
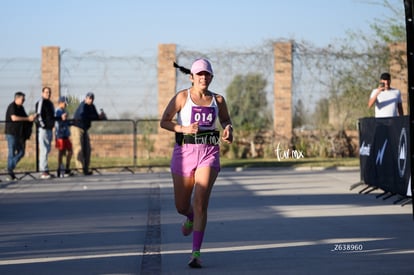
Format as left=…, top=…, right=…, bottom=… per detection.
left=181, top=219, right=193, bottom=236
left=65, top=170, right=75, bottom=176
left=40, top=172, right=52, bottom=179
left=5, top=174, right=18, bottom=181
left=188, top=251, right=202, bottom=268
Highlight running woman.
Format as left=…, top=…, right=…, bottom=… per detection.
left=160, top=58, right=234, bottom=268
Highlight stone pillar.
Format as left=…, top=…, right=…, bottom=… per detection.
left=156, top=44, right=177, bottom=156
left=273, top=42, right=293, bottom=146
left=158, top=44, right=177, bottom=118
left=389, top=42, right=408, bottom=113
left=41, top=46, right=60, bottom=104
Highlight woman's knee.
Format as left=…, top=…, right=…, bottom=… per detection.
left=175, top=203, right=191, bottom=215
left=192, top=200, right=208, bottom=215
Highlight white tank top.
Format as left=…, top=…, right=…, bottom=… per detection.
left=177, top=89, right=219, bottom=131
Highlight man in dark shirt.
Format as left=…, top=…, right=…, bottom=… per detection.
left=5, top=91, right=36, bottom=181
left=71, top=92, right=106, bottom=175
left=35, top=87, right=55, bottom=179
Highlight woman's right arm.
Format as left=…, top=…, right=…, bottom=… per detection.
left=160, top=90, right=185, bottom=133
left=160, top=90, right=199, bottom=134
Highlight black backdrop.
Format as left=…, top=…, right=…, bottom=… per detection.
left=359, top=116, right=411, bottom=197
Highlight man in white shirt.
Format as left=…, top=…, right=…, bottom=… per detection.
left=368, top=72, right=403, bottom=117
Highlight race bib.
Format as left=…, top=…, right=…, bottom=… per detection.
left=191, top=106, right=216, bottom=127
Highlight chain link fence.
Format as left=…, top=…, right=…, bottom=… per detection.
left=1, top=40, right=372, bottom=124
left=1, top=40, right=397, bottom=165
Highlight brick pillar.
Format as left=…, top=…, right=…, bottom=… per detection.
left=41, top=46, right=60, bottom=104
left=158, top=44, right=177, bottom=118
left=156, top=44, right=177, bottom=157
left=273, top=42, right=293, bottom=146
left=389, top=42, right=408, bottom=113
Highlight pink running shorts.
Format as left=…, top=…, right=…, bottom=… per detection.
left=170, top=144, right=220, bottom=177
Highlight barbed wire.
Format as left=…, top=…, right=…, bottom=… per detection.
left=0, top=39, right=396, bottom=124
left=0, top=57, right=41, bottom=114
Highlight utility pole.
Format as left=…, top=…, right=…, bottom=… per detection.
left=403, top=0, right=414, bottom=219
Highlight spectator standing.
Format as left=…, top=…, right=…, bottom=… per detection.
left=55, top=96, right=73, bottom=177
left=368, top=72, right=404, bottom=117
left=5, top=91, right=36, bottom=181
left=71, top=92, right=106, bottom=175
left=35, top=87, right=55, bottom=179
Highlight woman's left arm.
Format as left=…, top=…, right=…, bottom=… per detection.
left=216, top=94, right=233, bottom=144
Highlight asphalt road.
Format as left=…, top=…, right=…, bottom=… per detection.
left=0, top=168, right=413, bottom=275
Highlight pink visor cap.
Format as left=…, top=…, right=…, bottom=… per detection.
left=190, top=58, right=214, bottom=75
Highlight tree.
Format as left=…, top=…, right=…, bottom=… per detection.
left=66, top=95, right=80, bottom=117
left=226, top=73, right=270, bottom=131
left=335, top=0, right=405, bottom=128
left=306, top=0, right=405, bottom=130
left=225, top=73, right=271, bottom=158
left=293, top=99, right=306, bottom=128
left=313, top=98, right=329, bottom=128
left=369, top=0, right=406, bottom=43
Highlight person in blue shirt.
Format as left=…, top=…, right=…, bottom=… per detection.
left=55, top=96, right=73, bottom=177
left=71, top=92, right=106, bottom=175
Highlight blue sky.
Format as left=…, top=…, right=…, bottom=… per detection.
left=0, top=0, right=403, bottom=58
left=0, top=0, right=405, bottom=118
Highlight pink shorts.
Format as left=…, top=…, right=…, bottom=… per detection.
left=170, top=144, right=220, bottom=177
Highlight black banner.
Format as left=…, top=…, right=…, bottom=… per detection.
left=359, top=116, right=411, bottom=197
